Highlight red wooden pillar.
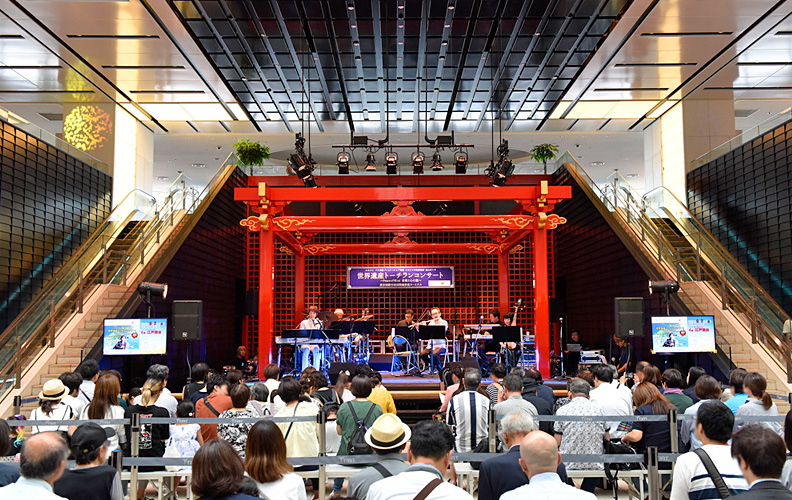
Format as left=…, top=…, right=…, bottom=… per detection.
left=533, top=225, right=551, bottom=377
left=258, top=224, right=275, bottom=377
left=498, top=252, right=509, bottom=316
left=295, top=253, right=305, bottom=325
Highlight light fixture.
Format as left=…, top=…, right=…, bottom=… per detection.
left=137, top=281, right=168, bottom=318
left=289, top=133, right=317, bottom=187
left=454, top=151, right=467, bottom=174
left=433, top=202, right=448, bottom=215
left=411, top=151, right=425, bottom=174
left=385, top=151, right=398, bottom=175
left=486, top=140, right=513, bottom=186
left=353, top=203, right=369, bottom=216
left=365, top=152, right=377, bottom=171
left=431, top=151, right=443, bottom=171
left=337, top=152, right=350, bottom=175
left=649, top=280, right=679, bottom=316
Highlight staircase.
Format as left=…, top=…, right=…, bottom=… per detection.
left=0, top=155, right=241, bottom=417
left=557, top=152, right=792, bottom=398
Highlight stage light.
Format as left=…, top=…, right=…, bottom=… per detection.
left=138, top=282, right=168, bottom=298
left=365, top=152, right=377, bottom=171
left=289, top=154, right=318, bottom=187
left=431, top=151, right=443, bottom=171
left=649, top=280, right=680, bottom=295
left=432, top=202, right=448, bottom=215
left=412, top=151, right=425, bottom=174
left=385, top=151, right=398, bottom=175
left=337, top=152, right=350, bottom=175
left=487, top=140, right=513, bottom=186
left=454, top=151, right=467, bottom=174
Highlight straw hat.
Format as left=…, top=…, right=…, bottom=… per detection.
left=39, top=379, right=69, bottom=400
left=364, top=413, right=411, bottom=450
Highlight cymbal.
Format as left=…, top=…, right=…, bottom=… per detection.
left=317, top=311, right=334, bottom=321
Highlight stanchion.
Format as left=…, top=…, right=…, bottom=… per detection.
left=487, top=409, right=497, bottom=452
left=130, top=413, right=140, bottom=500
left=110, top=449, right=123, bottom=472
left=13, top=395, right=21, bottom=415
left=647, top=446, right=660, bottom=500
left=318, top=410, right=327, bottom=500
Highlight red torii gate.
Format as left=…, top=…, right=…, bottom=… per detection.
left=235, top=177, right=571, bottom=378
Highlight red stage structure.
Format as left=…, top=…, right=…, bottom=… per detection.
left=235, top=175, right=571, bottom=378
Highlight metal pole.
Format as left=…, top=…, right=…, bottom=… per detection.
left=696, top=235, right=702, bottom=281
left=102, top=243, right=107, bottom=283
left=750, top=296, right=757, bottom=344
left=139, top=229, right=145, bottom=267
left=318, top=410, right=327, bottom=500
left=14, top=336, right=21, bottom=389
left=122, top=250, right=128, bottom=286
left=110, top=449, right=123, bottom=472
left=78, top=268, right=84, bottom=314
left=647, top=446, right=660, bottom=500
left=130, top=412, right=140, bottom=500
left=13, top=395, right=21, bottom=415
left=675, top=250, right=681, bottom=283
left=155, top=211, right=160, bottom=243
left=657, top=225, right=662, bottom=262
left=49, top=299, right=55, bottom=348
left=488, top=409, right=497, bottom=453
left=720, top=266, right=727, bottom=310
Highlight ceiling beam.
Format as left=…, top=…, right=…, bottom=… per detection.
left=429, top=1, right=456, bottom=121
left=442, top=0, right=485, bottom=131
left=319, top=0, right=356, bottom=131
left=372, top=0, right=387, bottom=130
left=302, top=242, right=504, bottom=255
left=271, top=214, right=537, bottom=232
left=411, top=0, right=427, bottom=128
left=346, top=1, right=369, bottom=121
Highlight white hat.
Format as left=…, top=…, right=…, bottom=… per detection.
left=364, top=413, right=411, bottom=450
left=39, top=379, right=69, bottom=401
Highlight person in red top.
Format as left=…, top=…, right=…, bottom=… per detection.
left=195, top=374, right=233, bottom=442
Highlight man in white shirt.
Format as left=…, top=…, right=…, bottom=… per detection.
left=590, top=365, right=632, bottom=439
left=502, top=430, right=596, bottom=500
left=0, top=432, right=69, bottom=499
left=76, top=360, right=99, bottom=407
left=367, top=419, right=473, bottom=500
left=671, top=400, right=748, bottom=500
left=58, top=372, right=86, bottom=417
left=419, top=308, right=448, bottom=371
left=132, top=364, right=178, bottom=416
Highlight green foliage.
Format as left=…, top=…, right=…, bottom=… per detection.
left=233, top=138, right=271, bottom=166
left=529, top=143, right=559, bottom=174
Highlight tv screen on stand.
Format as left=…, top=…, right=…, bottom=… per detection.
left=103, top=318, right=168, bottom=355
left=650, top=316, right=716, bottom=354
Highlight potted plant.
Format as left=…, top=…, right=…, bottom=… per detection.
left=233, top=138, right=271, bottom=174
left=529, top=143, right=559, bottom=174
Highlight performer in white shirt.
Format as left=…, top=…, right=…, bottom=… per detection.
left=418, top=308, right=448, bottom=371
left=296, top=305, right=323, bottom=371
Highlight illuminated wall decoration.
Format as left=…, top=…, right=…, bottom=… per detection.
left=63, top=105, right=113, bottom=152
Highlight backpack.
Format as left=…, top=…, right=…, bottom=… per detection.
left=346, top=402, right=376, bottom=455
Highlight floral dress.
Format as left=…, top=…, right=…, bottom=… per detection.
left=165, top=423, right=200, bottom=472
left=217, top=409, right=258, bottom=459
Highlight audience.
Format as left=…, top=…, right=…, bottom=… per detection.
left=324, top=404, right=341, bottom=456
left=124, top=377, right=170, bottom=499
left=681, top=375, right=723, bottom=451
left=262, top=363, right=281, bottom=395
left=447, top=368, right=490, bottom=453
left=166, top=400, right=203, bottom=473
left=554, top=378, right=609, bottom=493
left=513, top=367, right=554, bottom=434
left=368, top=371, right=397, bottom=414
left=661, top=368, right=694, bottom=413
left=525, top=369, right=555, bottom=406
left=0, top=419, right=20, bottom=486
left=274, top=376, right=319, bottom=495
left=309, top=371, right=340, bottom=409
left=217, top=383, right=256, bottom=459
left=245, top=420, right=306, bottom=500
left=195, top=374, right=233, bottom=442
left=58, top=372, right=85, bottom=417
left=439, top=365, right=463, bottom=413
left=622, top=383, right=675, bottom=456
left=335, top=371, right=354, bottom=403
left=501, top=430, right=596, bottom=500
left=76, top=360, right=100, bottom=406
left=29, top=379, right=75, bottom=435
left=671, top=400, right=749, bottom=499
left=486, top=363, right=507, bottom=406
left=590, top=365, right=633, bottom=440
left=80, top=374, right=126, bottom=451
left=493, top=373, right=539, bottom=434
left=479, top=412, right=568, bottom=500
left=736, top=372, right=783, bottom=435
left=0, top=432, right=69, bottom=497
left=347, top=413, right=411, bottom=500
left=782, top=411, right=792, bottom=488
left=53, top=423, right=121, bottom=500
left=684, top=366, right=707, bottom=403
left=184, top=363, right=210, bottom=404
left=191, top=439, right=258, bottom=500
left=367, top=419, right=474, bottom=500
left=335, top=375, right=383, bottom=495
left=247, top=383, right=271, bottom=416
left=731, top=424, right=792, bottom=499
left=131, top=364, right=178, bottom=417
left=724, top=368, right=749, bottom=414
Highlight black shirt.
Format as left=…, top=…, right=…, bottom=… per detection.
left=183, top=382, right=205, bottom=401
left=396, top=320, right=415, bottom=328
left=631, top=404, right=672, bottom=454
left=124, top=404, right=170, bottom=471
left=231, top=355, right=247, bottom=371
left=0, top=463, right=19, bottom=487
left=521, top=390, right=554, bottom=435
left=619, top=343, right=636, bottom=372
left=54, top=465, right=118, bottom=500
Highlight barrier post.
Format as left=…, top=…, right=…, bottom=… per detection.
left=488, top=409, right=497, bottom=453
left=13, top=395, right=21, bottom=415
left=110, top=449, right=123, bottom=472
left=130, top=413, right=140, bottom=500
left=669, top=408, right=678, bottom=455
left=318, top=410, right=327, bottom=500
left=647, top=446, right=660, bottom=500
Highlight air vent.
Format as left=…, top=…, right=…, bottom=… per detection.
left=67, top=34, right=159, bottom=39
left=39, top=113, right=63, bottom=121
left=735, top=109, right=758, bottom=118
left=641, top=32, right=732, bottom=36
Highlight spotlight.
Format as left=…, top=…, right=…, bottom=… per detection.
left=487, top=140, right=513, bottom=186
left=385, top=151, right=398, bottom=175
left=432, top=202, right=448, bottom=215
left=648, top=280, right=680, bottom=295
left=353, top=203, right=370, bottom=216
left=454, top=151, right=468, bottom=174
left=289, top=154, right=318, bottom=187
left=411, top=151, right=425, bottom=174
left=337, top=152, right=350, bottom=175
left=365, top=152, right=377, bottom=171
left=431, top=151, right=443, bottom=171
left=138, top=282, right=168, bottom=298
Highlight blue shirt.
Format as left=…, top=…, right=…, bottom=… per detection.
left=725, top=393, right=748, bottom=414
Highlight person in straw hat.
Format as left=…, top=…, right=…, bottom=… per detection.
left=29, top=379, right=76, bottom=435
left=346, top=413, right=411, bottom=500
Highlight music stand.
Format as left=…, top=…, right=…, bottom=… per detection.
left=492, top=326, right=521, bottom=369
left=394, top=326, right=416, bottom=346
left=280, top=329, right=316, bottom=374
left=329, top=321, right=353, bottom=335
left=417, top=325, right=447, bottom=374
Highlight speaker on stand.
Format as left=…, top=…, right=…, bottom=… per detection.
left=172, top=300, right=203, bottom=388
left=615, top=297, right=644, bottom=338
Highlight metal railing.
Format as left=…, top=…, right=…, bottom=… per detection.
left=557, top=152, right=792, bottom=381
left=0, top=153, right=241, bottom=407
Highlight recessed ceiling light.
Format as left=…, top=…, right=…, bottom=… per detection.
left=157, top=176, right=170, bottom=180
left=590, top=161, right=605, bottom=166
left=191, top=163, right=206, bottom=169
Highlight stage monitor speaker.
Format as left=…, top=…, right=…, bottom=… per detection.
left=368, top=354, right=393, bottom=372
left=328, top=362, right=357, bottom=385
left=615, top=297, right=644, bottom=338
left=172, top=300, right=203, bottom=341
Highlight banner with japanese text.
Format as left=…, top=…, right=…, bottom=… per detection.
left=346, top=266, right=454, bottom=289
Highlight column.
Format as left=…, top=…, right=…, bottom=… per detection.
left=498, top=252, right=509, bottom=315
left=258, top=223, right=275, bottom=377
left=295, top=253, right=305, bottom=325
left=532, top=226, right=551, bottom=377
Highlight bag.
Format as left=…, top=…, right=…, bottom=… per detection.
left=346, top=403, right=376, bottom=455
left=202, top=396, right=220, bottom=417
left=413, top=478, right=443, bottom=500
left=604, top=439, right=636, bottom=500
left=694, top=448, right=732, bottom=498
left=163, top=436, right=182, bottom=472
left=470, top=437, right=493, bottom=470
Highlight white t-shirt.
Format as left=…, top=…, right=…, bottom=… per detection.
left=298, top=318, right=323, bottom=330
left=590, top=382, right=633, bottom=439
left=30, top=403, right=74, bottom=433
left=61, top=394, right=86, bottom=417
left=79, top=404, right=126, bottom=451
left=77, top=380, right=95, bottom=406
left=251, top=472, right=306, bottom=500
left=670, top=444, right=749, bottom=500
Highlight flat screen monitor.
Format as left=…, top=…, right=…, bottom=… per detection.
left=103, top=318, right=168, bottom=355
left=651, top=316, right=716, bottom=354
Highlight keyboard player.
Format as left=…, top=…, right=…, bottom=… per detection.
left=296, top=305, right=323, bottom=371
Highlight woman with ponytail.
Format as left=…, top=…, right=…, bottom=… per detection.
left=124, top=377, right=170, bottom=499
left=736, top=371, right=782, bottom=435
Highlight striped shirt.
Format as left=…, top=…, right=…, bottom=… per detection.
left=670, top=444, right=748, bottom=500
left=447, top=389, right=491, bottom=452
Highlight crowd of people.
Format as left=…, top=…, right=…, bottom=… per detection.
left=1, top=358, right=792, bottom=500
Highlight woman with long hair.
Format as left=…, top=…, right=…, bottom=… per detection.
left=246, top=420, right=306, bottom=500
left=622, top=382, right=676, bottom=453
left=124, top=377, right=170, bottom=499
left=274, top=376, right=320, bottom=493
left=334, top=371, right=354, bottom=403
left=80, top=374, right=126, bottom=451
left=29, top=379, right=75, bottom=435
left=191, top=439, right=258, bottom=500
left=439, top=365, right=464, bottom=413
left=736, top=372, right=782, bottom=435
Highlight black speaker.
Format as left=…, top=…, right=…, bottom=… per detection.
left=172, top=300, right=203, bottom=341
left=615, top=297, right=644, bottom=338
left=328, top=362, right=357, bottom=385
left=245, top=289, right=258, bottom=316
left=368, top=354, right=393, bottom=371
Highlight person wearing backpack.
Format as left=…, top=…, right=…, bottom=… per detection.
left=334, top=375, right=383, bottom=497
left=347, top=413, right=411, bottom=500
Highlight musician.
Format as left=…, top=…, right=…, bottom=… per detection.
left=231, top=346, right=248, bottom=371
left=387, top=310, right=415, bottom=352
left=297, top=305, right=323, bottom=371
left=477, top=309, right=505, bottom=364
left=418, top=307, right=448, bottom=370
